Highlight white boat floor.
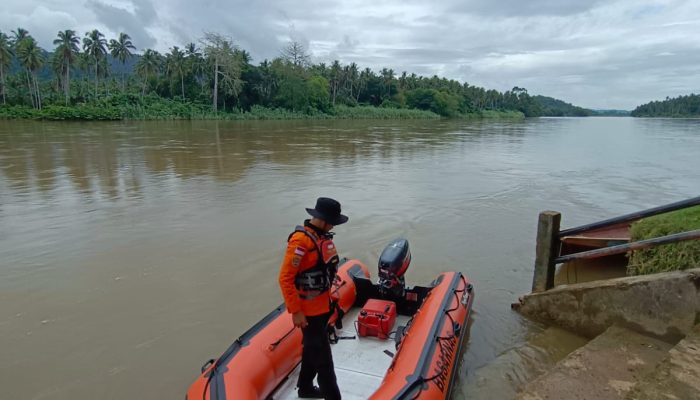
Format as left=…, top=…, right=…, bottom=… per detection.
left=271, top=308, right=411, bottom=400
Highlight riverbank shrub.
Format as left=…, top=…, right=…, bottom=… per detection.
left=627, top=205, right=700, bottom=275
left=472, top=110, right=525, bottom=119
left=0, top=100, right=529, bottom=121
left=332, top=105, right=440, bottom=119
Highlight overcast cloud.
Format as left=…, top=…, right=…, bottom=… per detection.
left=2, top=0, right=699, bottom=109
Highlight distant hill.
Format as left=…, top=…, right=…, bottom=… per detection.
left=533, top=95, right=593, bottom=117
left=631, top=94, right=700, bottom=117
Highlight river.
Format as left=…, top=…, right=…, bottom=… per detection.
left=0, top=117, right=698, bottom=399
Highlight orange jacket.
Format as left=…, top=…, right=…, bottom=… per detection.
left=278, top=225, right=336, bottom=317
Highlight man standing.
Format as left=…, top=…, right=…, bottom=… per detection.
left=279, top=197, right=348, bottom=400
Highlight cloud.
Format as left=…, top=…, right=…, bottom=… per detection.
left=455, top=0, right=606, bottom=17
left=86, top=0, right=156, bottom=49
left=0, top=5, right=79, bottom=45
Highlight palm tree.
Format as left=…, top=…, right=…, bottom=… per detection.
left=11, top=28, right=33, bottom=105
left=50, top=51, right=64, bottom=94
left=381, top=68, right=394, bottom=101
left=97, top=56, right=111, bottom=95
left=357, top=68, right=371, bottom=102
left=75, top=52, right=91, bottom=98
left=165, top=46, right=186, bottom=99
left=329, top=60, right=341, bottom=106
left=82, top=29, right=107, bottom=98
left=252, top=59, right=277, bottom=105
left=185, top=42, right=206, bottom=93
left=53, top=30, right=80, bottom=104
left=11, top=28, right=29, bottom=48
left=347, top=62, right=359, bottom=100
left=0, top=31, right=13, bottom=105
left=135, top=49, right=162, bottom=96
left=108, top=32, right=136, bottom=92
left=16, top=37, right=45, bottom=109
left=185, top=42, right=201, bottom=58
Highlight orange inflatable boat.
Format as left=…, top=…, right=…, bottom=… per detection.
left=187, top=239, right=474, bottom=400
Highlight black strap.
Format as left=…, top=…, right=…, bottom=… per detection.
left=288, top=226, right=320, bottom=254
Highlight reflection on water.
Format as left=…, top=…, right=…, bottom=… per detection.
left=0, top=117, right=699, bottom=399
left=2, top=120, right=505, bottom=193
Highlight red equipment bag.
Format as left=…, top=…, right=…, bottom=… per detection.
left=357, top=299, right=397, bottom=339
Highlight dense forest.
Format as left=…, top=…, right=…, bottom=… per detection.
left=532, top=95, right=593, bottom=116
left=0, top=27, right=588, bottom=120
left=631, top=94, right=700, bottom=117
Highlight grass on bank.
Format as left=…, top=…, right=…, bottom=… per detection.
left=0, top=97, right=525, bottom=121
left=627, top=205, right=700, bottom=275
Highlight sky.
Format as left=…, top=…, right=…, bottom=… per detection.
left=2, top=0, right=699, bottom=110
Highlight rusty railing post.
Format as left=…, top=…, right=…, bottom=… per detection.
left=532, top=211, right=561, bottom=293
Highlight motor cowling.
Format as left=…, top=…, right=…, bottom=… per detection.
left=378, top=238, right=411, bottom=298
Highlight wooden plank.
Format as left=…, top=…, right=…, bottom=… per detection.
left=532, top=211, right=561, bottom=293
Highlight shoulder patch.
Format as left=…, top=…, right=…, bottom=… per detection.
left=292, top=255, right=302, bottom=267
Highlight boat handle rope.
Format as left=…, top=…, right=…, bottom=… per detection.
left=405, top=274, right=470, bottom=400
left=268, top=326, right=297, bottom=351
left=330, top=277, right=347, bottom=295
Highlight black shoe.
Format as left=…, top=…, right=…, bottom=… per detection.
left=297, top=385, right=324, bottom=399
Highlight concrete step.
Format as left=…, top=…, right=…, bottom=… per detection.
left=625, top=324, right=700, bottom=400
left=515, top=325, right=674, bottom=400
left=463, top=327, right=588, bottom=400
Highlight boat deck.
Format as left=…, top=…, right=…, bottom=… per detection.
left=272, top=307, right=411, bottom=399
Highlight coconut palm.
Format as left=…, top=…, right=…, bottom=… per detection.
left=135, top=49, right=162, bottom=96
left=50, top=51, right=64, bottom=94
left=16, top=37, right=45, bottom=109
left=165, top=46, right=186, bottom=99
left=185, top=42, right=206, bottom=93
left=347, top=62, right=358, bottom=100
left=0, top=31, right=13, bottom=105
left=329, top=60, right=341, bottom=105
left=381, top=68, right=394, bottom=101
left=108, top=32, right=136, bottom=92
left=82, top=29, right=107, bottom=98
left=53, top=30, right=80, bottom=104
left=97, top=56, right=111, bottom=95
left=11, top=28, right=29, bottom=48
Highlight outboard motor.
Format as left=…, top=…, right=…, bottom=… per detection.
left=378, top=238, right=411, bottom=298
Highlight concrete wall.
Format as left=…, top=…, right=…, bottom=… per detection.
left=515, top=268, right=700, bottom=342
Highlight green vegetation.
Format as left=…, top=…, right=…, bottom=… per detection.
left=627, top=206, right=700, bottom=276
left=591, top=109, right=630, bottom=117
left=0, top=27, right=587, bottom=120
left=532, top=95, right=593, bottom=116
left=631, top=94, right=700, bottom=117
left=0, top=96, right=443, bottom=120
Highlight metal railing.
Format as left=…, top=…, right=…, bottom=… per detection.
left=531, top=195, right=700, bottom=293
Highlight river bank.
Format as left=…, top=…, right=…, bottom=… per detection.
left=508, top=199, right=700, bottom=399
left=0, top=102, right=525, bottom=121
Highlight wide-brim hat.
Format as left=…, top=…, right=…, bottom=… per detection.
left=306, top=197, right=349, bottom=225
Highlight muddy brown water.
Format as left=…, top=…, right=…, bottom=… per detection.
left=1, top=117, right=698, bottom=399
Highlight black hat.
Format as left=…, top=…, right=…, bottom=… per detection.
left=306, top=197, right=349, bottom=225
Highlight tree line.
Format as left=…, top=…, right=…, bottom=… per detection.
left=631, top=94, right=700, bottom=117
left=0, top=27, right=578, bottom=118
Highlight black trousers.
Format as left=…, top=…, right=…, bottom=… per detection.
left=297, top=313, right=341, bottom=400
